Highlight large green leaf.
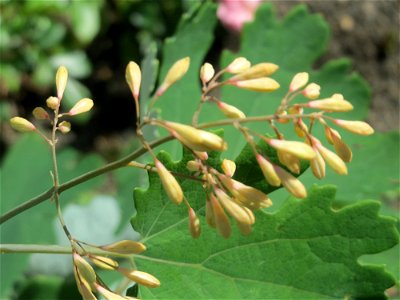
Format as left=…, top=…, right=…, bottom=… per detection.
left=131, top=148, right=398, bottom=299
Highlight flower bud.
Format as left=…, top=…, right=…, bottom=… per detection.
left=58, top=121, right=71, bottom=134
left=100, top=240, right=146, bottom=254
left=217, top=101, right=246, bottom=119
left=118, top=267, right=160, bottom=288
left=314, top=140, right=347, bottom=175
left=226, top=57, right=251, bottom=74
left=186, top=160, right=201, bottom=172
left=157, top=57, right=190, bottom=96
left=188, top=208, right=201, bottom=239
left=294, top=120, right=308, bottom=138
left=303, top=83, right=320, bottom=99
left=334, top=119, right=374, bottom=136
left=210, top=194, right=231, bottom=238
left=276, top=111, right=290, bottom=124
left=73, top=253, right=96, bottom=288
left=200, top=62, right=214, bottom=83
left=310, top=148, right=325, bottom=179
left=230, top=63, right=278, bottom=81
left=221, top=159, right=236, bottom=177
left=69, top=98, right=94, bottom=116
left=10, top=117, right=36, bottom=132
left=32, top=107, right=49, bottom=120
left=206, top=199, right=216, bottom=228
left=194, top=151, right=208, bottom=160
left=256, top=154, right=281, bottom=186
left=289, top=72, right=309, bottom=92
left=89, top=255, right=118, bottom=270
left=268, top=139, right=315, bottom=160
left=274, top=166, right=307, bottom=198
left=215, top=189, right=252, bottom=225
left=155, top=159, right=183, bottom=204
left=233, top=77, right=280, bottom=92
left=324, top=126, right=341, bottom=144
left=96, top=284, right=128, bottom=300
left=277, top=150, right=301, bottom=174
left=330, top=130, right=352, bottom=162
left=126, top=61, right=141, bottom=101
left=46, top=96, right=59, bottom=110
left=307, top=96, right=353, bottom=112
left=56, top=65, right=68, bottom=99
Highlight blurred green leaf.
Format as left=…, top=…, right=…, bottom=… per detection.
left=0, top=64, right=21, bottom=92
left=70, top=0, right=102, bottom=45
left=49, top=51, right=91, bottom=79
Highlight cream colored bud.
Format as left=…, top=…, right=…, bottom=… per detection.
left=89, top=255, right=118, bottom=270
left=307, top=97, right=353, bottom=112
left=100, top=240, right=146, bottom=254
left=215, top=189, right=252, bottom=225
left=56, top=65, right=68, bottom=99
left=58, top=121, right=71, bottom=134
left=32, top=107, right=49, bottom=120
left=186, top=160, right=201, bottom=172
left=256, top=154, right=281, bottom=186
left=73, top=253, right=96, bottom=287
left=277, top=150, right=301, bottom=174
left=303, top=83, right=320, bottom=99
left=310, top=148, right=326, bottom=179
left=294, top=120, right=308, bottom=138
left=221, top=159, right=236, bottom=177
left=96, top=284, right=127, bottom=300
left=334, top=119, right=374, bottom=136
left=290, top=72, right=309, bottom=92
left=76, top=277, right=97, bottom=300
left=126, top=61, right=141, bottom=101
left=157, top=57, right=190, bottom=96
left=69, top=98, right=94, bottom=116
left=46, top=96, right=59, bottom=110
left=118, top=267, right=160, bottom=288
left=226, top=57, right=251, bottom=74
left=210, top=194, right=231, bottom=238
left=188, top=208, right=201, bottom=239
left=274, top=166, right=307, bottom=198
left=206, top=199, right=216, bottom=228
left=331, top=131, right=352, bottom=162
left=324, top=126, right=341, bottom=144
left=268, top=139, right=315, bottom=160
left=10, top=117, right=36, bottom=132
left=230, top=63, right=278, bottom=81
left=233, top=77, right=280, bottom=92
left=200, top=62, right=214, bottom=83
left=194, top=151, right=208, bottom=160
left=242, top=206, right=255, bottom=224
left=315, top=141, right=347, bottom=175
left=217, top=101, right=246, bottom=119
left=155, top=159, right=183, bottom=204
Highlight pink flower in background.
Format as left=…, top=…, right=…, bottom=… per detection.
left=217, top=0, right=263, bottom=32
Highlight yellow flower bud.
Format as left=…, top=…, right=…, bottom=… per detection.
left=206, top=199, right=216, bottom=228
left=330, top=130, right=352, bottom=162
left=256, top=154, right=281, bottom=186
left=334, top=119, right=374, bottom=136
left=277, top=150, right=301, bottom=174
left=126, top=61, right=141, bottom=101
left=46, top=96, right=59, bottom=110
left=73, top=253, right=96, bottom=288
left=194, top=151, right=208, bottom=160
left=274, top=166, right=307, bottom=198
left=215, top=189, right=252, bottom=225
left=226, top=57, right=251, bottom=74
left=236, top=220, right=252, bottom=236
left=188, top=207, right=201, bottom=239
left=69, top=98, right=94, bottom=116
left=118, top=267, right=160, bottom=288
left=100, top=240, right=146, bottom=254
left=307, top=96, right=353, bottom=112
left=324, top=126, right=341, bottom=144
left=289, top=72, right=309, bottom=92
left=314, top=141, right=347, bottom=175
left=32, top=107, right=49, bottom=120
left=233, top=77, right=280, bottom=92
left=155, top=159, right=183, bottom=204
left=230, top=63, right=278, bottom=81
left=310, top=148, right=326, bottom=179
left=294, top=120, right=308, bottom=138
left=56, top=65, right=68, bottom=99
left=221, top=159, right=236, bottom=177
left=217, top=101, right=246, bottom=119
left=200, top=62, right=214, bottom=83
left=89, top=255, right=118, bottom=270
left=58, top=121, right=71, bottom=134
left=268, top=139, right=316, bottom=160
left=157, top=57, right=190, bottom=96
left=96, top=284, right=126, bottom=300
left=10, top=117, right=36, bottom=132
left=210, top=194, right=231, bottom=238
left=303, top=83, right=320, bottom=99
left=186, top=160, right=201, bottom=172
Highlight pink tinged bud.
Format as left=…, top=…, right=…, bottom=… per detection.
left=96, top=284, right=127, bottom=300
left=307, top=97, right=353, bottom=112
left=274, top=166, right=307, bottom=198
left=46, top=96, right=59, bottom=110
left=334, top=119, right=374, bottom=136
left=210, top=194, right=231, bottom=238
left=330, top=131, right=352, bottom=163
left=226, top=57, right=251, bottom=74
left=206, top=199, right=216, bottom=228
left=256, top=154, right=281, bottom=186
left=315, top=142, right=348, bottom=175
left=310, top=148, right=326, bottom=179
left=100, top=240, right=146, bottom=254
left=58, top=121, right=71, bottom=134
left=194, top=151, right=208, bottom=160
left=188, top=208, right=201, bottom=239
left=268, top=139, right=316, bottom=160
left=217, top=101, right=246, bottom=119
left=157, top=57, right=190, bottom=96
left=200, top=62, right=215, bottom=83
left=303, top=83, right=320, bottom=99
left=69, top=98, right=94, bottom=116
left=277, top=150, right=301, bottom=174
left=125, top=61, right=141, bottom=101
left=118, top=267, right=160, bottom=288
left=233, top=77, right=280, bottom=92
left=230, top=63, right=279, bottom=81
left=186, top=160, right=201, bottom=172
left=290, top=72, right=309, bottom=92
left=10, top=117, right=36, bottom=132
left=155, top=160, right=183, bottom=204
left=56, top=65, right=68, bottom=99
left=221, top=159, right=236, bottom=177
left=215, top=189, right=252, bottom=225
left=89, top=255, right=118, bottom=270
left=32, top=107, right=49, bottom=120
